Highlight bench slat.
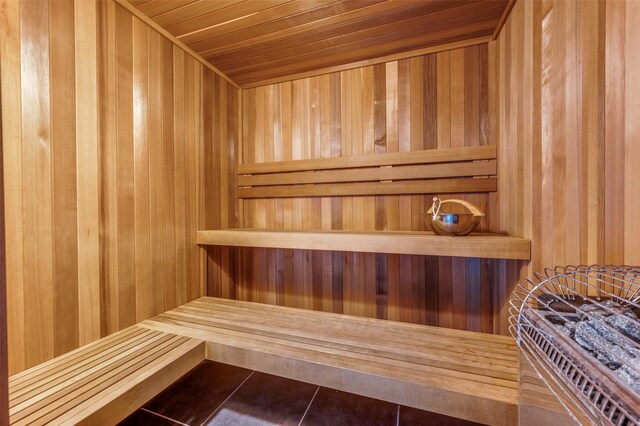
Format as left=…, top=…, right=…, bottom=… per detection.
left=168, top=304, right=517, bottom=375
left=8, top=326, right=204, bottom=425
left=239, top=160, right=496, bottom=186
left=139, top=297, right=518, bottom=426
left=238, top=177, right=497, bottom=198
left=9, top=329, right=163, bottom=406
left=238, top=145, right=497, bottom=174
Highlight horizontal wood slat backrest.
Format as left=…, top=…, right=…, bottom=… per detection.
left=238, top=145, right=497, bottom=198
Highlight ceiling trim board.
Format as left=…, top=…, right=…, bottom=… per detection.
left=239, top=36, right=492, bottom=89
left=113, top=0, right=239, bottom=88
left=492, top=0, right=517, bottom=40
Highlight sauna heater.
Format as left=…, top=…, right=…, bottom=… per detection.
left=510, top=265, right=640, bottom=425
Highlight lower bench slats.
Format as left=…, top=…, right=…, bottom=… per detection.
left=8, top=327, right=147, bottom=392
left=140, top=297, right=519, bottom=426
left=8, top=326, right=205, bottom=425
left=168, top=303, right=517, bottom=379
left=9, top=297, right=518, bottom=426
left=184, top=299, right=517, bottom=358
left=10, top=329, right=163, bottom=407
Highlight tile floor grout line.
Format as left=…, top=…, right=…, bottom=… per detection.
left=396, top=405, right=400, bottom=426
left=140, top=407, right=190, bottom=426
left=199, top=370, right=256, bottom=426
left=297, top=386, right=320, bottom=426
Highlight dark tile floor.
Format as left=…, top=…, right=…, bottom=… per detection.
left=119, top=361, right=484, bottom=426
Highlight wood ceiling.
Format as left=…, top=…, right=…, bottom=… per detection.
left=127, top=0, right=511, bottom=86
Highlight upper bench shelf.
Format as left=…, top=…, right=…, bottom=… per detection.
left=197, top=229, right=531, bottom=260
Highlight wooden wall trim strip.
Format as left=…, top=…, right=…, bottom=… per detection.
left=238, top=178, right=497, bottom=198
left=238, top=161, right=497, bottom=187
left=240, top=36, right=492, bottom=89
left=112, top=0, right=239, bottom=88
left=75, top=0, right=101, bottom=347
left=239, top=145, right=497, bottom=174
left=0, top=38, right=7, bottom=426
left=0, top=0, right=25, bottom=374
left=198, top=230, right=530, bottom=261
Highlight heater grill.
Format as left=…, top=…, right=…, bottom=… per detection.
left=510, top=265, right=640, bottom=426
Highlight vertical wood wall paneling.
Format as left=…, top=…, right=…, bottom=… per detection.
left=21, top=0, right=54, bottom=366
left=0, top=0, right=25, bottom=374
left=493, top=0, right=639, bottom=313
left=75, top=0, right=101, bottom=346
left=97, top=0, right=118, bottom=336
left=214, top=44, right=511, bottom=334
left=132, top=16, right=152, bottom=322
left=115, top=2, right=136, bottom=330
left=162, top=37, right=177, bottom=311
left=51, top=0, right=80, bottom=353
left=623, top=1, right=640, bottom=265
left=0, top=24, right=8, bottom=423
left=173, top=46, right=188, bottom=307
left=0, top=0, right=238, bottom=373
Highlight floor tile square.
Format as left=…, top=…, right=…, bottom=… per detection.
left=144, top=361, right=252, bottom=425
left=205, top=372, right=318, bottom=426
left=399, top=405, right=486, bottom=426
left=118, top=409, right=182, bottom=426
left=300, top=387, right=397, bottom=426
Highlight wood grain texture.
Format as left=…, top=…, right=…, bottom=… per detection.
left=126, top=0, right=510, bottom=85
left=75, top=0, right=101, bottom=347
left=0, top=0, right=26, bottom=375
left=198, top=229, right=530, bottom=260
left=518, top=352, right=574, bottom=426
left=0, top=0, right=238, bottom=374
left=7, top=326, right=204, bottom=425
left=0, top=32, right=7, bottom=425
left=492, top=0, right=640, bottom=292
left=140, top=297, right=518, bottom=426
left=208, top=44, right=516, bottom=335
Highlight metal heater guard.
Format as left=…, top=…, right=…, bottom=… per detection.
left=510, top=265, right=640, bottom=426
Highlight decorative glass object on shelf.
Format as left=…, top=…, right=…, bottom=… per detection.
left=426, top=197, right=484, bottom=236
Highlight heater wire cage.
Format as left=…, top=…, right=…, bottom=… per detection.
left=510, top=265, right=640, bottom=426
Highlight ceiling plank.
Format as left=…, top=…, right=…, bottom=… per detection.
left=172, top=0, right=344, bottom=44
left=191, top=0, right=426, bottom=56
left=125, top=0, right=509, bottom=86
left=218, top=3, right=505, bottom=74
left=232, top=20, right=497, bottom=83
left=166, top=0, right=292, bottom=37
left=137, top=0, right=200, bottom=17
left=153, top=0, right=247, bottom=27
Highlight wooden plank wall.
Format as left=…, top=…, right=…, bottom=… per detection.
left=0, top=46, right=8, bottom=426
left=207, top=44, right=521, bottom=335
left=0, top=0, right=237, bottom=374
left=493, top=0, right=640, bottom=279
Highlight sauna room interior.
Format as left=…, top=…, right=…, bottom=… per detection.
left=1, top=0, right=639, bottom=425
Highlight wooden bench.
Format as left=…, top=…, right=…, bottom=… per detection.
left=140, top=297, right=519, bottom=425
left=237, top=145, right=497, bottom=198
left=8, top=326, right=204, bottom=425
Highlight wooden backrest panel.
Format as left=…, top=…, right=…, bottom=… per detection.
left=238, top=145, right=497, bottom=198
